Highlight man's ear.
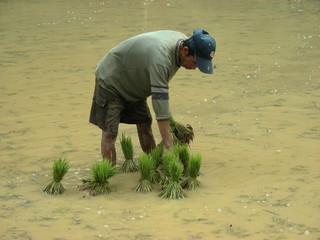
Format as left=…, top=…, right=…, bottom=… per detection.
left=182, top=46, right=189, bottom=56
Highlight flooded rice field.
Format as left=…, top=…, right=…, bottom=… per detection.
left=0, top=0, right=319, bottom=239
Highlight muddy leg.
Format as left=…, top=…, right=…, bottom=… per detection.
left=101, top=130, right=118, bottom=166
left=136, top=122, right=156, bottom=153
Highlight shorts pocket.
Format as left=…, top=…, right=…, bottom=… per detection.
left=93, top=85, right=108, bottom=107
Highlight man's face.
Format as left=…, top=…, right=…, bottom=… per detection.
left=181, top=55, right=197, bottom=70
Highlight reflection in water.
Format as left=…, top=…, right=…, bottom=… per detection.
left=0, top=0, right=319, bottom=239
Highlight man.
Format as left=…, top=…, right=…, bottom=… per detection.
left=89, top=29, right=216, bottom=165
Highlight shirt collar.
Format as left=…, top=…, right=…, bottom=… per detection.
left=175, top=39, right=183, bottom=67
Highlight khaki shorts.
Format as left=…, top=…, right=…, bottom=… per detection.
left=89, top=82, right=152, bottom=132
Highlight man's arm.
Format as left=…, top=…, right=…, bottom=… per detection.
left=157, top=119, right=173, bottom=151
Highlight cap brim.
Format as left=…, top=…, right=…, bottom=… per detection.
left=196, top=55, right=213, bottom=74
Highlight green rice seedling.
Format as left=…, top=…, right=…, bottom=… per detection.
left=173, top=144, right=190, bottom=176
left=159, top=158, right=186, bottom=199
left=80, top=159, right=117, bottom=195
left=169, top=118, right=194, bottom=146
left=150, top=142, right=164, bottom=168
left=148, top=144, right=163, bottom=184
left=43, top=156, right=69, bottom=195
left=120, top=134, right=138, bottom=172
left=159, top=151, right=176, bottom=186
left=181, top=153, right=202, bottom=190
left=135, top=153, right=154, bottom=193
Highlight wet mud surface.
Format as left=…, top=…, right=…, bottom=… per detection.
left=0, top=0, right=319, bottom=239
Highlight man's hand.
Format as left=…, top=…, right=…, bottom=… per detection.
left=157, top=119, right=173, bottom=151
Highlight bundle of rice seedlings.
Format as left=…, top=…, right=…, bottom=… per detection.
left=135, top=153, right=154, bottom=193
left=159, top=151, right=175, bottom=186
left=148, top=143, right=164, bottom=184
left=79, top=159, right=117, bottom=195
left=120, top=134, right=138, bottom=172
left=169, top=118, right=194, bottom=146
left=173, top=144, right=190, bottom=176
left=181, top=153, right=202, bottom=190
left=159, top=157, right=186, bottom=199
left=150, top=142, right=164, bottom=168
left=43, top=156, right=69, bottom=195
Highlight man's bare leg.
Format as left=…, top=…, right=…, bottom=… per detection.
left=101, top=131, right=118, bottom=166
left=136, top=122, right=156, bottom=153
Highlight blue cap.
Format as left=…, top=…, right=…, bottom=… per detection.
left=189, top=29, right=216, bottom=74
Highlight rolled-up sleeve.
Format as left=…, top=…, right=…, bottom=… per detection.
left=150, top=65, right=172, bottom=120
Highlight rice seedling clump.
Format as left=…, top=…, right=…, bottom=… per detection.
left=43, top=156, right=69, bottom=195
left=159, top=153, right=186, bottom=199
left=135, top=153, right=154, bottom=193
left=173, top=144, right=190, bottom=176
left=148, top=143, right=163, bottom=184
left=169, top=118, right=194, bottom=146
left=80, top=159, right=117, bottom=196
left=181, top=153, right=202, bottom=190
left=120, top=134, right=138, bottom=172
left=159, top=152, right=174, bottom=186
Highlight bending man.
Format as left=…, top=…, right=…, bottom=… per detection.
left=89, top=29, right=216, bottom=165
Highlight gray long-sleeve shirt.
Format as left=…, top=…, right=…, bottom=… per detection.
left=95, top=30, right=187, bottom=120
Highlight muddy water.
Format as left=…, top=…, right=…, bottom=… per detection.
left=1, top=0, right=319, bottom=239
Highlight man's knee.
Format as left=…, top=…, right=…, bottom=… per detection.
left=102, top=131, right=118, bottom=144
